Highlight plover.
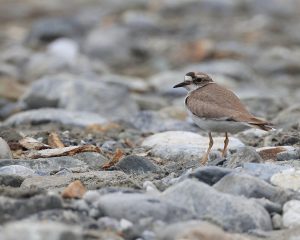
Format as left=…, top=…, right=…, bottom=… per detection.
left=173, top=72, right=273, bottom=165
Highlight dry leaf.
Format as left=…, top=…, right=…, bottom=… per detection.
left=62, top=180, right=86, bottom=199
left=19, top=137, right=51, bottom=150
left=102, top=148, right=124, bottom=170
left=86, top=123, right=121, bottom=133
left=27, top=145, right=101, bottom=159
left=48, top=132, right=65, bottom=148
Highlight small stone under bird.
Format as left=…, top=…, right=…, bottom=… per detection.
left=174, top=72, right=274, bottom=165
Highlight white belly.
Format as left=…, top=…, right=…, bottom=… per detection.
left=190, top=114, right=250, bottom=134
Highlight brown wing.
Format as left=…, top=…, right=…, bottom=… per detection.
left=186, top=83, right=273, bottom=128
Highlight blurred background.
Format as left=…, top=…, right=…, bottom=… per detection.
left=0, top=0, right=300, bottom=130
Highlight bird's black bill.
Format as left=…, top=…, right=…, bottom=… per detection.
left=173, top=82, right=188, bottom=88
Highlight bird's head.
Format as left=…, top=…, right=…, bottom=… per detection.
left=173, top=72, right=213, bottom=91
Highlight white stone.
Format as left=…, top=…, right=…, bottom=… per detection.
left=142, top=131, right=244, bottom=161
left=271, top=169, right=300, bottom=191
left=283, top=200, right=300, bottom=228
left=47, top=38, right=79, bottom=65
left=0, top=137, right=13, bottom=159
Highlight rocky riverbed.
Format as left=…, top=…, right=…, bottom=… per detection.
left=1, top=0, right=300, bottom=239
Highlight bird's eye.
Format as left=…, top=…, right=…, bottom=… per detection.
left=193, top=78, right=202, bottom=83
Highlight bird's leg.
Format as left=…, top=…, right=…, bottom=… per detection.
left=200, top=132, right=214, bottom=165
left=222, top=132, right=229, bottom=158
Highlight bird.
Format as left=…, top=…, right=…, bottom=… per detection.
left=173, top=72, right=274, bottom=165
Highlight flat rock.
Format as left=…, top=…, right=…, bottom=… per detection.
left=227, top=147, right=264, bottom=168
left=271, top=169, right=300, bottom=191
left=21, top=171, right=140, bottom=191
left=0, top=157, right=87, bottom=173
left=283, top=200, right=300, bottom=228
left=161, top=179, right=272, bottom=232
left=20, top=73, right=138, bottom=120
left=142, top=131, right=244, bottom=162
left=277, top=148, right=300, bottom=161
left=0, top=221, right=82, bottom=240
left=3, top=108, right=107, bottom=127
left=0, top=137, right=13, bottom=159
left=115, top=155, right=160, bottom=174
left=94, top=193, right=195, bottom=223
left=0, top=165, right=35, bottom=177
left=214, top=173, right=292, bottom=205
left=0, top=194, right=63, bottom=224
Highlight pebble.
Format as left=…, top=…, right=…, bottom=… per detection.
left=273, top=104, right=300, bottom=129
left=227, top=146, right=264, bottom=168
left=0, top=157, right=87, bottom=174
left=93, top=193, right=194, bottom=223
left=21, top=171, right=139, bottom=191
left=4, top=108, right=107, bottom=127
left=1, top=221, right=82, bottom=240
left=132, top=111, right=197, bottom=133
left=0, top=174, right=24, bottom=187
left=0, top=165, right=35, bottom=177
left=213, top=173, right=292, bottom=205
left=0, top=194, right=63, bottom=224
left=0, top=137, right=13, bottom=159
left=271, top=169, right=300, bottom=191
left=283, top=200, right=300, bottom=228
left=188, top=166, right=232, bottom=185
left=62, top=180, right=87, bottom=199
left=157, top=220, right=248, bottom=240
left=162, top=179, right=272, bottom=232
left=142, top=131, right=244, bottom=162
left=47, top=38, right=79, bottom=65
left=20, top=74, right=138, bottom=120
left=115, top=155, right=160, bottom=174
left=236, top=162, right=292, bottom=182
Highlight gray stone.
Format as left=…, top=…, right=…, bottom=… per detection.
left=162, top=179, right=272, bottom=232
left=142, top=131, right=244, bottom=162
left=214, top=173, right=292, bottom=205
left=0, top=137, right=13, bottom=159
left=236, top=162, right=292, bottom=182
left=115, top=155, right=160, bottom=174
left=0, top=194, right=63, bottom=224
left=0, top=174, right=24, bottom=187
left=277, top=148, right=300, bottom=161
left=21, top=171, right=139, bottom=191
left=84, top=26, right=132, bottom=67
left=273, top=104, right=300, bottom=129
left=188, top=166, right=233, bottom=185
left=1, top=221, right=82, bottom=240
left=183, top=60, right=253, bottom=82
left=74, top=152, right=108, bottom=169
left=26, top=17, right=83, bottom=46
left=3, top=108, right=107, bottom=127
left=227, top=147, right=263, bottom=168
left=0, top=157, right=87, bottom=173
left=94, top=193, right=194, bottom=223
left=132, top=111, right=198, bottom=133
left=0, top=165, right=35, bottom=177
left=20, top=74, right=138, bottom=120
